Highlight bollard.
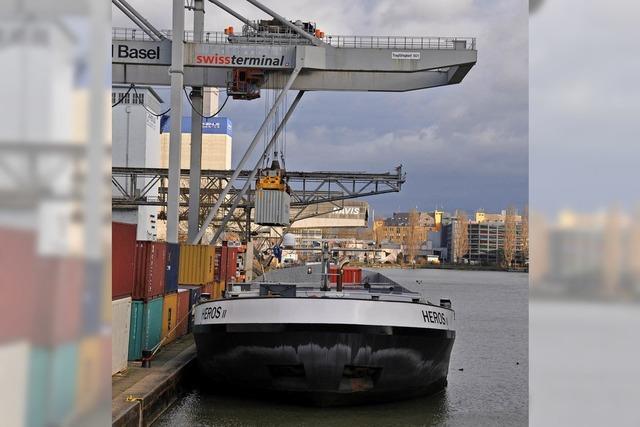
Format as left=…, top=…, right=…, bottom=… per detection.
left=141, top=350, right=153, bottom=368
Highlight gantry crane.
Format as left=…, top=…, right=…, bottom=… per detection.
left=111, top=0, right=477, bottom=255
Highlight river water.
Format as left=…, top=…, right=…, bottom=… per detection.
left=155, top=269, right=528, bottom=426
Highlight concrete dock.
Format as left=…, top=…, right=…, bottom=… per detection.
left=112, top=334, right=196, bottom=427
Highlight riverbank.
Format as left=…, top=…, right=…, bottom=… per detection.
left=348, top=262, right=527, bottom=273
left=112, top=334, right=196, bottom=427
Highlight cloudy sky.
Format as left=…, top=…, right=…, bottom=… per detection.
left=530, top=0, right=640, bottom=216
left=114, top=0, right=528, bottom=217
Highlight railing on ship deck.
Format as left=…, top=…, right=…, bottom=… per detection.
left=111, top=27, right=476, bottom=50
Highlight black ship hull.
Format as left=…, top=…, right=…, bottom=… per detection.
left=193, top=323, right=455, bottom=406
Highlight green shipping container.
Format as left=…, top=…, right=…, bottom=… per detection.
left=128, top=297, right=164, bottom=359
left=28, top=346, right=47, bottom=427
left=143, top=296, right=164, bottom=352
left=128, top=300, right=144, bottom=360
left=28, top=343, right=78, bottom=427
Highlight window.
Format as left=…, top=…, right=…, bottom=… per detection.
left=133, top=93, right=145, bottom=105
left=113, top=92, right=130, bottom=105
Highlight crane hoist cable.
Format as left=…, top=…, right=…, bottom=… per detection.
left=132, top=85, right=171, bottom=117
left=111, top=83, right=134, bottom=107
left=183, top=87, right=231, bottom=119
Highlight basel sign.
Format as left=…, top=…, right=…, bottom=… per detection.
left=112, top=40, right=295, bottom=70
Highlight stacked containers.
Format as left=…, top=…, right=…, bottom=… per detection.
left=214, top=242, right=240, bottom=298
left=176, top=289, right=190, bottom=338
left=113, top=222, right=137, bottom=364
left=0, top=227, right=36, bottom=342
left=112, top=223, right=136, bottom=299
left=128, top=301, right=144, bottom=360
left=161, top=289, right=191, bottom=344
left=160, top=292, right=177, bottom=344
left=127, top=294, right=165, bottom=361
left=111, top=297, right=131, bottom=374
left=165, top=243, right=180, bottom=294
left=76, top=334, right=110, bottom=415
left=28, top=256, right=84, bottom=425
left=133, top=241, right=166, bottom=300
left=219, top=244, right=239, bottom=285
left=178, top=244, right=215, bottom=285
left=201, top=282, right=214, bottom=297
left=142, top=297, right=163, bottom=354
left=178, top=285, right=202, bottom=332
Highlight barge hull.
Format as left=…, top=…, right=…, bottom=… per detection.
left=193, top=323, right=454, bottom=406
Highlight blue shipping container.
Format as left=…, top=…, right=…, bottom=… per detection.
left=179, top=285, right=202, bottom=332
left=165, top=243, right=180, bottom=293
left=143, top=296, right=164, bottom=352
left=128, top=300, right=144, bottom=360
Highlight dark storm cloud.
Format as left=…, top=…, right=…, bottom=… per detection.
left=114, top=0, right=528, bottom=215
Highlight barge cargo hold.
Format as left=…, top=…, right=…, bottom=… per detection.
left=193, top=267, right=455, bottom=406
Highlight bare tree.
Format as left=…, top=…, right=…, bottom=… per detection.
left=453, top=210, right=469, bottom=263
left=405, top=209, right=420, bottom=264
left=371, top=218, right=384, bottom=246
left=502, top=205, right=517, bottom=268
left=521, top=205, right=529, bottom=264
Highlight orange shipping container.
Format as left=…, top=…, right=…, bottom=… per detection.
left=161, top=292, right=178, bottom=344
left=176, top=289, right=190, bottom=338
left=213, top=281, right=225, bottom=299
left=178, top=244, right=215, bottom=285
left=76, top=334, right=110, bottom=415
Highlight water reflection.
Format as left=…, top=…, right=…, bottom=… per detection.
left=156, top=387, right=451, bottom=427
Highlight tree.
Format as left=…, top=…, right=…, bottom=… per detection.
left=521, top=205, right=529, bottom=264
left=502, top=205, right=517, bottom=268
left=453, top=210, right=469, bottom=263
left=404, top=209, right=420, bottom=264
left=373, top=219, right=385, bottom=246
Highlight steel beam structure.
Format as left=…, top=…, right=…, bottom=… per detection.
left=188, top=0, right=205, bottom=242
left=192, top=64, right=302, bottom=244
left=112, top=28, right=477, bottom=91
left=208, top=0, right=259, bottom=31
left=209, top=90, right=305, bottom=245
left=112, top=0, right=166, bottom=41
left=166, top=0, right=185, bottom=244
left=112, top=166, right=405, bottom=209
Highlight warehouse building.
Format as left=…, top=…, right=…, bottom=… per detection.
left=112, top=85, right=164, bottom=241
left=443, top=220, right=525, bottom=265
left=159, top=116, right=232, bottom=170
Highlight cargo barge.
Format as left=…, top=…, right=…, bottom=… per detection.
left=193, top=261, right=455, bottom=406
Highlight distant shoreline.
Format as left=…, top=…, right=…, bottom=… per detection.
left=351, top=263, right=528, bottom=273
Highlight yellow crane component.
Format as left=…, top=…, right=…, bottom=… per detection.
left=257, top=174, right=286, bottom=191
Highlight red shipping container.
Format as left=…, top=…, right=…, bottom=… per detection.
left=201, top=282, right=213, bottom=296
left=214, top=251, right=222, bottom=282
left=343, top=267, right=363, bottom=286
left=133, top=241, right=166, bottom=301
left=176, top=289, right=190, bottom=338
left=0, top=227, right=37, bottom=343
left=112, top=222, right=136, bottom=299
left=329, top=266, right=362, bottom=286
left=219, top=244, right=239, bottom=285
left=33, top=257, right=84, bottom=345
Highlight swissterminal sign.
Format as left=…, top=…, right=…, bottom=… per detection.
left=112, top=40, right=296, bottom=69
